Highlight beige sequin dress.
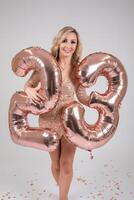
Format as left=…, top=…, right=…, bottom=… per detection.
left=39, top=79, right=77, bottom=139
left=26, top=71, right=77, bottom=139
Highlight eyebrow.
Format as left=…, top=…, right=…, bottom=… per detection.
left=62, top=38, right=77, bottom=41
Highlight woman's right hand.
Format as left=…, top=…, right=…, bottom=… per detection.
left=24, top=83, right=46, bottom=105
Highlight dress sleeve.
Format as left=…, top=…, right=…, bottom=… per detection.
left=24, top=71, right=40, bottom=88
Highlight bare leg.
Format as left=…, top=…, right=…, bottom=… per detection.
left=49, top=140, right=61, bottom=185
left=59, top=135, right=76, bottom=200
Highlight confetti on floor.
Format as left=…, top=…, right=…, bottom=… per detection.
left=0, top=159, right=133, bottom=200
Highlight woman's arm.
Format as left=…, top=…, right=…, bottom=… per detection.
left=24, top=71, right=45, bottom=105
left=24, top=70, right=40, bottom=88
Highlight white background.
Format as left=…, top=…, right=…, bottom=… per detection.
left=0, top=0, right=133, bottom=199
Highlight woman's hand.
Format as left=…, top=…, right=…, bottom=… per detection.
left=25, top=83, right=45, bottom=105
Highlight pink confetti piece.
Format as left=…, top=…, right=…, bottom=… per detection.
left=48, top=193, right=52, bottom=197
left=130, top=191, right=134, bottom=195
left=97, top=193, right=103, bottom=196
left=104, top=164, right=108, bottom=167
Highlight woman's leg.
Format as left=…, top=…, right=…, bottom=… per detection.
left=49, top=140, right=61, bottom=185
left=59, top=135, right=76, bottom=200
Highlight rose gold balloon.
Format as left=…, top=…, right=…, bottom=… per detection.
left=9, top=47, right=61, bottom=152
left=62, top=52, right=128, bottom=151
left=12, top=47, right=62, bottom=114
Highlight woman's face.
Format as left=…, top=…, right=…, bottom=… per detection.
left=59, top=32, right=77, bottom=59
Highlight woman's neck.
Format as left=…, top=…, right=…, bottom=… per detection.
left=58, top=56, right=72, bottom=72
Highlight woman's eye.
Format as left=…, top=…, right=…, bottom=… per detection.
left=62, top=39, right=67, bottom=43
left=71, top=40, right=76, bottom=44
left=61, top=39, right=76, bottom=44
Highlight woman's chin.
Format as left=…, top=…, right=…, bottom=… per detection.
left=61, top=52, right=73, bottom=58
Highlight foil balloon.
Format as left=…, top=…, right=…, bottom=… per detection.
left=62, top=52, right=128, bottom=151
left=9, top=47, right=61, bottom=152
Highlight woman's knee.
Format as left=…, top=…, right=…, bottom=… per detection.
left=60, top=160, right=73, bottom=175
left=51, top=162, right=60, bottom=172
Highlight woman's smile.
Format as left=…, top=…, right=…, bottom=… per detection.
left=62, top=47, right=73, bottom=54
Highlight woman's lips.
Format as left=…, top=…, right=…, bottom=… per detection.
left=63, top=49, right=73, bottom=53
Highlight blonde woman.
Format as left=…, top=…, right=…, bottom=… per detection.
left=24, top=26, right=82, bottom=200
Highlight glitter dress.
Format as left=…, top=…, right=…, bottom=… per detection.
left=39, top=78, right=77, bottom=139
left=26, top=70, right=77, bottom=139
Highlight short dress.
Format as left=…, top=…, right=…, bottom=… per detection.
left=39, top=78, right=77, bottom=139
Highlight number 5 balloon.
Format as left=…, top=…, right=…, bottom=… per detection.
left=9, top=47, right=61, bottom=152
left=62, top=52, right=128, bottom=151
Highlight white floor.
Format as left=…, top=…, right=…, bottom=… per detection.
left=0, top=139, right=134, bottom=200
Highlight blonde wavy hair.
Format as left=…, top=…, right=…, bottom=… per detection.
left=51, top=26, right=82, bottom=67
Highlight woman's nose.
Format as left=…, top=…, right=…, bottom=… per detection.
left=65, top=42, right=72, bottom=48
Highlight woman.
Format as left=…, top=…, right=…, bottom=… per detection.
left=24, top=26, right=82, bottom=200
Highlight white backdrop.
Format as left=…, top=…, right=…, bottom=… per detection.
left=0, top=0, right=133, bottom=199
